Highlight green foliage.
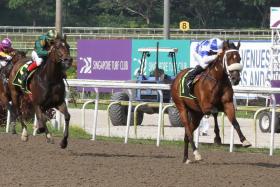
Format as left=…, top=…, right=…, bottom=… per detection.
left=0, top=0, right=278, bottom=28
left=66, top=66, right=77, bottom=79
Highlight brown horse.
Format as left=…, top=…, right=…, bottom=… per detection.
left=171, top=41, right=251, bottom=164
left=8, top=35, right=73, bottom=148
left=0, top=50, right=32, bottom=131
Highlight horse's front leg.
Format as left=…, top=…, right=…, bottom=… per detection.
left=34, top=106, right=54, bottom=143
left=213, top=112, right=222, bottom=145
left=177, top=104, right=202, bottom=164
left=34, top=105, right=46, bottom=133
left=57, top=102, right=70, bottom=149
left=177, top=105, right=191, bottom=163
left=224, top=102, right=251, bottom=147
left=189, top=111, right=203, bottom=162
left=9, top=91, right=22, bottom=134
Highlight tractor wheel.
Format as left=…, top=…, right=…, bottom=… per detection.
left=168, top=106, right=183, bottom=127
left=258, top=111, right=280, bottom=133
left=109, top=92, right=143, bottom=126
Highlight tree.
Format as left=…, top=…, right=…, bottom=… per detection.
left=240, top=0, right=280, bottom=28
left=7, top=0, right=56, bottom=25
left=183, top=0, right=226, bottom=28
left=114, top=0, right=163, bottom=25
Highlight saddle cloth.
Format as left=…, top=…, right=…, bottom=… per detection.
left=12, top=61, right=35, bottom=94
left=179, top=70, right=200, bottom=99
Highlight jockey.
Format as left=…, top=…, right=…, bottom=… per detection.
left=24, top=29, right=57, bottom=78
left=0, top=38, right=14, bottom=70
left=186, top=38, right=224, bottom=92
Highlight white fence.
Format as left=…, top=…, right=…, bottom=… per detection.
left=0, top=26, right=271, bottom=40
left=65, top=79, right=280, bottom=156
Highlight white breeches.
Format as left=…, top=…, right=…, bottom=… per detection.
left=31, top=51, right=43, bottom=66
left=0, top=60, right=8, bottom=67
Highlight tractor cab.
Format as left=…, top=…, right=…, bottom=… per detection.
left=136, top=47, right=178, bottom=83
left=135, top=45, right=178, bottom=102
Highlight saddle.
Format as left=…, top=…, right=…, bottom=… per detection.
left=179, top=70, right=201, bottom=99
left=12, top=61, right=36, bottom=94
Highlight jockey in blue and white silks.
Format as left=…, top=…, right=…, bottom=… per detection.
left=193, top=38, right=223, bottom=69
left=186, top=38, right=223, bottom=94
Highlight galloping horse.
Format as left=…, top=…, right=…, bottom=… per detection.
left=0, top=50, right=32, bottom=131
left=8, top=35, right=73, bottom=148
left=171, top=40, right=251, bottom=164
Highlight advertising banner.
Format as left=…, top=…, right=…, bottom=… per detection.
left=270, top=7, right=280, bottom=28
left=78, top=39, right=191, bottom=82
left=77, top=40, right=132, bottom=81
left=190, top=40, right=276, bottom=87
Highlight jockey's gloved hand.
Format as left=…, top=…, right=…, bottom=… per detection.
left=6, top=55, right=12, bottom=61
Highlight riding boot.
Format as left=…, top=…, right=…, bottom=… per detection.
left=186, top=65, right=204, bottom=93
left=27, top=61, right=38, bottom=72
left=22, top=61, right=38, bottom=85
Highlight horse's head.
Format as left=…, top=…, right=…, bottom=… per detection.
left=221, top=40, right=242, bottom=85
left=11, top=50, right=26, bottom=64
left=49, top=34, right=73, bottom=71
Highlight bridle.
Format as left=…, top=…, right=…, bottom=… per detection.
left=48, top=40, right=72, bottom=72
left=49, top=41, right=69, bottom=63
left=222, top=49, right=243, bottom=76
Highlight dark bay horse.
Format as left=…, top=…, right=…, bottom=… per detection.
left=8, top=35, right=73, bottom=148
left=171, top=41, right=251, bottom=164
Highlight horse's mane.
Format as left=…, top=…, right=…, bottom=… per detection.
left=228, top=42, right=238, bottom=49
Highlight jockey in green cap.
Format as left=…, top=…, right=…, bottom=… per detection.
left=22, top=29, right=57, bottom=81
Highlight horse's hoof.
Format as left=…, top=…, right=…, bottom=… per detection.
left=21, top=136, right=28, bottom=142
left=11, top=130, right=17, bottom=135
left=214, top=137, right=222, bottom=145
left=185, top=159, right=192, bottom=164
left=60, top=140, right=68, bottom=149
left=36, top=127, right=46, bottom=134
left=193, top=150, right=202, bottom=161
left=242, top=140, right=252, bottom=147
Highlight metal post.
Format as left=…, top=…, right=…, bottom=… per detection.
left=124, top=89, right=133, bottom=144
left=55, top=0, right=63, bottom=35
left=270, top=94, right=276, bottom=156
left=91, top=88, right=99, bottom=140
left=156, top=90, right=163, bottom=147
left=163, top=0, right=170, bottom=39
left=6, top=108, right=10, bottom=133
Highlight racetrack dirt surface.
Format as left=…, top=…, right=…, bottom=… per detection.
left=0, top=133, right=280, bottom=187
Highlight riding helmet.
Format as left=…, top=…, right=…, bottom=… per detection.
left=1, top=38, right=12, bottom=49
left=46, top=29, right=58, bottom=41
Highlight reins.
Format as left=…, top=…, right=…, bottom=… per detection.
left=221, top=49, right=243, bottom=83
left=222, top=49, right=239, bottom=75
